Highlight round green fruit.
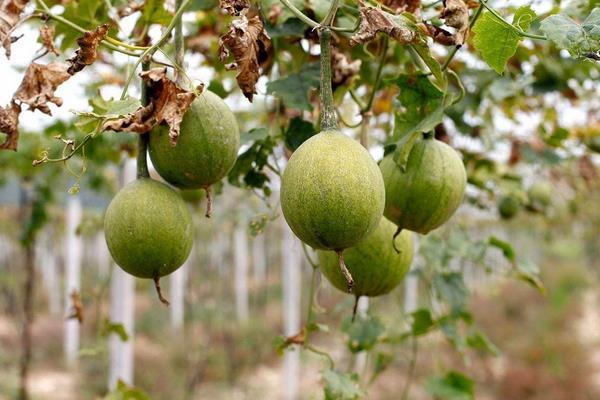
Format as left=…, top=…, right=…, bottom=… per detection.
left=527, top=181, right=552, bottom=209
left=318, top=218, right=413, bottom=297
left=104, top=178, right=193, bottom=279
left=280, top=131, right=385, bottom=251
left=498, top=195, right=519, bottom=219
left=380, top=138, right=467, bottom=234
left=148, top=90, right=240, bottom=189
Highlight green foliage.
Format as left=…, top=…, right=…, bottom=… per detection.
left=266, top=63, right=320, bottom=111
left=228, top=129, right=276, bottom=196
left=283, top=117, right=317, bottom=151
left=540, top=8, right=600, bottom=58
left=101, top=319, right=129, bottom=342
left=103, top=380, right=150, bottom=400
left=75, top=97, right=142, bottom=136
left=341, top=314, right=384, bottom=353
left=425, top=371, right=475, bottom=400
left=472, top=6, right=537, bottom=74
left=321, top=369, right=363, bottom=400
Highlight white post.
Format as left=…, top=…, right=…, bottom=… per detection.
left=64, top=196, right=83, bottom=366
left=252, top=234, right=267, bottom=285
left=282, top=223, right=301, bottom=400
left=234, top=226, right=249, bottom=322
left=353, top=296, right=370, bottom=371
left=38, top=235, right=60, bottom=314
left=95, top=232, right=111, bottom=278
left=108, top=158, right=136, bottom=389
left=170, top=249, right=190, bottom=331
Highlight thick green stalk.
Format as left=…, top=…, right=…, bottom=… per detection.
left=174, top=0, right=185, bottom=85
left=137, top=61, right=151, bottom=179
left=319, top=28, right=337, bottom=132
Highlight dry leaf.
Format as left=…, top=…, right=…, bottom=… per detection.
left=103, top=67, right=201, bottom=145
left=382, top=0, right=421, bottom=15
left=39, top=24, right=59, bottom=56
left=219, top=0, right=250, bottom=15
left=219, top=15, right=272, bottom=102
left=67, top=24, right=109, bottom=75
left=350, top=0, right=420, bottom=46
left=331, top=49, right=361, bottom=90
left=0, top=100, right=21, bottom=150
left=13, top=61, right=71, bottom=115
left=428, top=0, right=469, bottom=46
left=0, top=0, right=29, bottom=58
left=66, top=290, right=84, bottom=323
left=267, top=4, right=282, bottom=24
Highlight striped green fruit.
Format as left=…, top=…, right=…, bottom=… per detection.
left=280, top=130, right=385, bottom=251
left=318, top=218, right=413, bottom=297
left=380, top=137, right=466, bottom=234
left=104, top=178, right=193, bottom=279
left=148, top=90, right=240, bottom=190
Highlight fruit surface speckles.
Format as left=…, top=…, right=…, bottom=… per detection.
left=149, top=90, right=240, bottom=189
left=380, top=138, right=467, bottom=234
left=280, top=130, right=385, bottom=250
left=318, top=218, right=413, bottom=297
left=104, top=178, right=193, bottom=279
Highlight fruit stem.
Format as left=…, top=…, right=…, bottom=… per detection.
left=137, top=61, right=151, bottom=179
left=392, top=227, right=402, bottom=254
left=174, top=0, right=184, bottom=85
left=319, top=28, right=338, bottom=132
left=153, top=275, right=170, bottom=306
left=351, top=295, right=359, bottom=323
left=336, top=250, right=354, bottom=293
left=203, top=186, right=212, bottom=218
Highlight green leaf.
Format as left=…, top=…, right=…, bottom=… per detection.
left=241, top=127, right=269, bottom=145
left=516, top=259, right=545, bottom=293
left=466, top=330, right=500, bottom=356
left=488, top=236, right=515, bottom=262
left=410, top=309, right=435, bottom=336
left=341, top=314, right=384, bottom=353
left=411, top=44, right=446, bottom=90
left=138, top=0, right=173, bottom=27
left=425, top=371, right=475, bottom=400
left=189, top=0, right=219, bottom=10
left=55, top=0, right=112, bottom=51
left=392, top=74, right=457, bottom=145
left=540, top=8, right=600, bottom=57
left=266, top=18, right=307, bottom=38
left=433, top=272, right=469, bottom=311
left=472, top=6, right=537, bottom=74
left=103, top=379, right=150, bottom=400
left=272, top=335, right=291, bottom=356
left=102, top=319, right=129, bottom=342
left=392, top=131, right=422, bottom=171
left=74, top=97, right=141, bottom=136
left=322, top=369, right=364, bottom=400
left=228, top=135, right=276, bottom=196
left=267, top=63, right=320, bottom=111
left=284, top=117, right=317, bottom=151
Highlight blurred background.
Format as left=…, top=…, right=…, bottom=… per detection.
left=0, top=0, right=599, bottom=399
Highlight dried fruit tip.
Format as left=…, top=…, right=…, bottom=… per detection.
left=204, top=186, right=212, bottom=218
left=392, top=226, right=402, bottom=254
left=336, top=250, right=354, bottom=293
left=153, top=276, right=170, bottom=306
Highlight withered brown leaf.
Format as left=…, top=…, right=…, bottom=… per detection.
left=218, top=15, right=272, bottom=102
left=103, top=67, right=201, bottom=145
left=382, top=0, right=421, bottom=15
left=428, top=0, right=469, bottom=46
left=67, top=24, right=109, bottom=75
left=39, top=24, right=59, bottom=56
left=0, top=100, right=21, bottom=151
left=0, top=0, right=29, bottom=58
left=350, top=0, right=420, bottom=46
left=14, top=61, right=71, bottom=115
left=331, top=49, right=361, bottom=90
left=219, top=0, right=250, bottom=15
